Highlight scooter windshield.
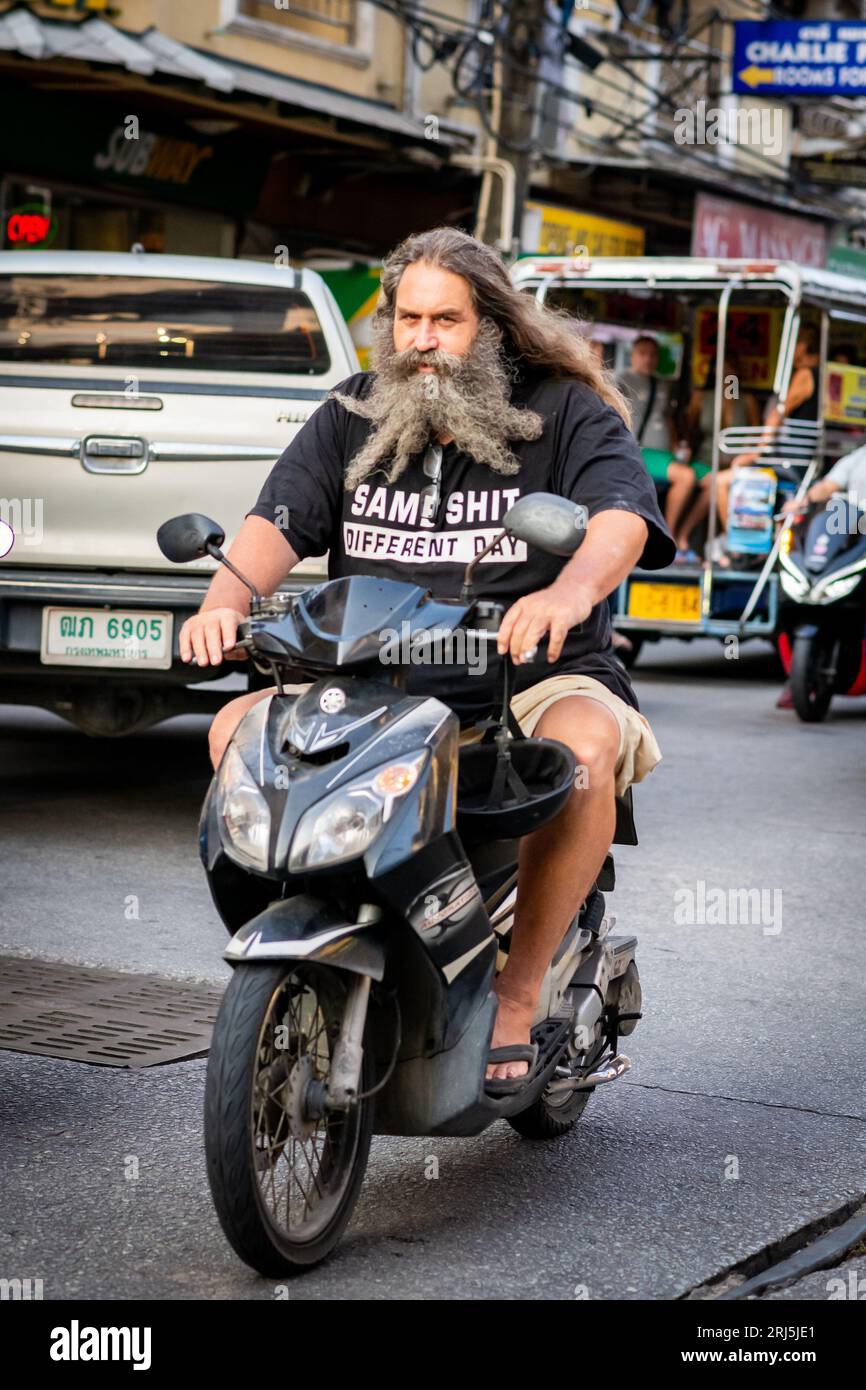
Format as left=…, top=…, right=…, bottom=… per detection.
left=803, top=502, right=866, bottom=576
left=253, top=575, right=470, bottom=669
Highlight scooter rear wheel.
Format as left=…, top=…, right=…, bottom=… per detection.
left=506, top=1035, right=609, bottom=1139
left=506, top=1084, right=592, bottom=1139
left=204, top=961, right=373, bottom=1275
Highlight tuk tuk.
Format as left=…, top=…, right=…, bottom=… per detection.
left=509, top=256, right=866, bottom=666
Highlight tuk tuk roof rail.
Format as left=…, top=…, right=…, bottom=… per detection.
left=510, top=257, right=866, bottom=314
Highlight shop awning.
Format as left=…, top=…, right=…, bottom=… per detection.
left=0, top=5, right=474, bottom=148
left=558, top=142, right=857, bottom=227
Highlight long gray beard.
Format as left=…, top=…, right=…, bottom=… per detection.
left=329, top=314, right=545, bottom=491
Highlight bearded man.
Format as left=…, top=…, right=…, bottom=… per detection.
left=181, top=227, right=675, bottom=1091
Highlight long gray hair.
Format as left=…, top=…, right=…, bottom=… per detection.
left=372, top=226, right=631, bottom=428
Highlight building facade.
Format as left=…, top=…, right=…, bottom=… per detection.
left=1, top=0, right=865, bottom=294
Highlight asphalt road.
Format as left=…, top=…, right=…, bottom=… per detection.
left=1, top=640, right=865, bottom=1300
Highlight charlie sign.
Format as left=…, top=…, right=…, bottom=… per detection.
left=733, top=20, right=866, bottom=96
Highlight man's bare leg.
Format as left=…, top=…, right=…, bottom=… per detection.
left=716, top=468, right=734, bottom=530
left=664, top=461, right=696, bottom=534
left=673, top=473, right=711, bottom=552
left=208, top=687, right=276, bottom=770
left=485, top=698, right=619, bottom=1082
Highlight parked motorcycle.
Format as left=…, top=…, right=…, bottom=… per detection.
left=157, top=495, right=643, bottom=1275
left=778, top=496, right=866, bottom=722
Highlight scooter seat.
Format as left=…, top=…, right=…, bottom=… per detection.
left=456, top=736, right=576, bottom=842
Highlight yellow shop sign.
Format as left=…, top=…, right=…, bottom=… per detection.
left=522, top=203, right=645, bottom=257
left=825, top=362, right=866, bottom=425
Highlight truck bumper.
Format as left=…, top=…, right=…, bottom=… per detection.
left=0, top=566, right=316, bottom=731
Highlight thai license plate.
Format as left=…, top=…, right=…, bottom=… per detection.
left=627, top=582, right=702, bottom=624
left=40, top=607, right=173, bottom=669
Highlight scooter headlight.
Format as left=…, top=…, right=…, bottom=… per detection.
left=779, top=546, right=810, bottom=600
left=216, top=744, right=271, bottom=872
left=780, top=567, right=810, bottom=600
left=289, top=750, right=427, bottom=872
left=819, top=572, right=861, bottom=602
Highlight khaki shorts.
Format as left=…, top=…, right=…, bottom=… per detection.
left=458, top=673, right=662, bottom=797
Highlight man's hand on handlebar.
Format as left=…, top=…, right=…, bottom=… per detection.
left=179, top=607, right=248, bottom=667
left=497, top=583, right=594, bottom=666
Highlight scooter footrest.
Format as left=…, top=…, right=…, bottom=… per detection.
left=530, top=1017, right=571, bottom=1069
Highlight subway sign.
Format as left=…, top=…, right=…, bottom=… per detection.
left=93, top=123, right=215, bottom=186
left=733, top=20, right=866, bottom=96
left=0, top=91, right=269, bottom=216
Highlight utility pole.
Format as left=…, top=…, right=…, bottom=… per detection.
left=477, top=0, right=553, bottom=259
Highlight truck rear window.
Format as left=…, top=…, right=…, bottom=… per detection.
left=0, top=275, right=331, bottom=375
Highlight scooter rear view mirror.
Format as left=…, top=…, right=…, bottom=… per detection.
left=503, top=493, right=588, bottom=557
left=459, top=494, right=588, bottom=600
left=156, top=513, right=261, bottom=605
left=157, top=513, right=226, bottom=563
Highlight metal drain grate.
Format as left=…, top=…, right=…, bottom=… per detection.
left=0, top=957, right=224, bottom=1067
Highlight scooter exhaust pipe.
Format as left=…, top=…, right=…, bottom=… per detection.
left=546, top=1053, right=631, bottom=1095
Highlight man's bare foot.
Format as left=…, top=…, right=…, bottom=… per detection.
left=485, top=985, right=537, bottom=1081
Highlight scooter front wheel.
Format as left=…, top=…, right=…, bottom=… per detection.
left=204, top=961, right=373, bottom=1275
left=790, top=632, right=835, bottom=722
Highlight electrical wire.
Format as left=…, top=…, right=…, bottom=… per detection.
left=354, top=0, right=858, bottom=216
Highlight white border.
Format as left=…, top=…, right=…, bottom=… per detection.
left=218, top=0, right=374, bottom=69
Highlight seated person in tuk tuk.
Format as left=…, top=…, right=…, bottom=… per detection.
left=616, top=335, right=696, bottom=535
left=671, top=353, right=760, bottom=561
left=673, top=326, right=819, bottom=563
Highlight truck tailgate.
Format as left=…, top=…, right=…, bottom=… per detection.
left=0, top=375, right=327, bottom=574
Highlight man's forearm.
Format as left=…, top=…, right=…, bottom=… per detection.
left=808, top=477, right=840, bottom=504
left=551, top=510, right=648, bottom=608
left=199, top=515, right=300, bottom=614
left=755, top=405, right=783, bottom=451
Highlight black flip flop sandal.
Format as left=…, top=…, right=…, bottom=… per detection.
left=484, top=1042, right=540, bottom=1097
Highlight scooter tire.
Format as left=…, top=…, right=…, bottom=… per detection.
left=204, top=961, right=374, bottom=1276
left=790, top=632, right=834, bottom=722
left=505, top=1085, right=593, bottom=1139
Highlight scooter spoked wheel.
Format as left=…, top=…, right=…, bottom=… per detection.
left=790, top=632, right=835, bottom=722
left=204, top=961, right=373, bottom=1275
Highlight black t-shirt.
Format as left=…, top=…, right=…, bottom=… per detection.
left=247, top=367, right=675, bottom=726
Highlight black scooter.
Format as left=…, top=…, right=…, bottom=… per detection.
left=157, top=494, right=643, bottom=1275
left=778, top=495, right=866, bottom=721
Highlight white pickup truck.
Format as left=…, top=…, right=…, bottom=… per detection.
left=0, top=251, right=358, bottom=735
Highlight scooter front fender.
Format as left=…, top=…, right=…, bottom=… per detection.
left=224, top=894, right=386, bottom=981
left=794, top=623, right=820, bottom=639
